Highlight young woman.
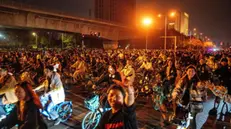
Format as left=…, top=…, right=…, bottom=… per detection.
left=171, top=65, right=207, bottom=129
left=152, top=73, right=168, bottom=122
left=39, top=65, right=65, bottom=126
left=0, top=81, right=47, bottom=129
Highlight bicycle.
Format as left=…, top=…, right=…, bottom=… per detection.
left=0, top=103, right=15, bottom=121
left=34, top=80, right=73, bottom=123
left=39, top=95, right=73, bottom=123
left=82, top=86, right=110, bottom=129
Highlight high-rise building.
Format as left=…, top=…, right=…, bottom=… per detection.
left=168, top=11, right=189, bottom=35
left=94, top=0, right=136, bottom=26
left=180, top=12, right=189, bottom=35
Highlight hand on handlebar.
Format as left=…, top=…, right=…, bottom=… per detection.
left=92, top=85, right=97, bottom=89
left=42, top=92, right=50, bottom=98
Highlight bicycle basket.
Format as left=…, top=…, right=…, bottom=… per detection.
left=84, top=94, right=100, bottom=111
left=4, top=104, right=15, bottom=115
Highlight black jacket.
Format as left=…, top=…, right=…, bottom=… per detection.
left=0, top=99, right=47, bottom=129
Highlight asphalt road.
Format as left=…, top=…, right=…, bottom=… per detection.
left=44, top=85, right=177, bottom=129
left=11, top=85, right=220, bottom=129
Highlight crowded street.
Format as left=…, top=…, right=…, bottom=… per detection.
left=0, top=0, right=231, bottom=129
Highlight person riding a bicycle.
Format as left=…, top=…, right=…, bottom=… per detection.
left=92, top=64, right=122, bottom=89
left=71, top=57, right=87, bottom=82
left=0, top=67, right=18, bottom=119
left=171, top=65, right=207, bottom=129
left=36, top=65, right=65, bottom=125
left=121, top=58, right=135, bottom=86
left=138, top=58, right=153, bottom=84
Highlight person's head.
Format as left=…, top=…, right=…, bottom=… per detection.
left=107, top=85, right=125, bottom=110
left=0, top=67, right=7, bottom=78
left=221, top=58, right=228, bottom=66
left=126, top=59, right=132, bottom=65
left=108, top=64, right=116, bottom=74
left=167, top=60, right=174, bottom=67
left=199, top=59, right=205, bottom=65
left=155, top=73, right=162, bottom=82
left=44, top=65, right=54, bottom=77
left=15, top=81, right=42, bottom=108
left=185, top=65, right=197, bottom=80
left=20, top=72, right=30, bottom=81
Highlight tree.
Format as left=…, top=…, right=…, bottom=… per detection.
left=58, top=33, right=75, bottom=48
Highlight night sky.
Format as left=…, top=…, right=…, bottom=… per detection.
left=137, top=0, right=231, bottom=44
left=10, top=0, right=231, bottom=44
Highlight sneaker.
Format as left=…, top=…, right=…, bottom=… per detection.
left=47, top=117, right=52, bottom=121
left=0, top=115, right=6, bottom=121
left=54, top=118, right=62, bottom=126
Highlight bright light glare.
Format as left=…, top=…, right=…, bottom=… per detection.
left=142, top=18, right=153, bottom=26
left=0, top=34, right=3, bottom=38
left=32, top=32, right=36, bottom=36
left=157, top=14, right=162, bottom=18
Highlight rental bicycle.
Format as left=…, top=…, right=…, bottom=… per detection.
left=82, top=87, right=110, bottom=129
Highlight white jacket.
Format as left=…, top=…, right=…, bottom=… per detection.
left=49, top=72, right=65, bottom=105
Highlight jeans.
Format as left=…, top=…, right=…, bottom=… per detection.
left=40, top=95, right=59, bottom=120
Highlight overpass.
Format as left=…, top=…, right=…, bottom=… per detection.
left=0, top=1, right=136, bottom=41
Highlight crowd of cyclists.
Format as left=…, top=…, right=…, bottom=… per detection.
left=0, top=48, right=230, bottom=129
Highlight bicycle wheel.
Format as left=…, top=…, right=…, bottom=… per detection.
left=57, top=101, right=73, bottom=122
left=82, top=110, right=101, bottom=129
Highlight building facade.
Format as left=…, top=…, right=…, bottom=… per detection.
left=168, top=11, right=189, bottom=35
left=94, top=0, right=136, bottom=26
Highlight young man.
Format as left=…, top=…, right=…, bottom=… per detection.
left=97, top=73, right=138, bottom=129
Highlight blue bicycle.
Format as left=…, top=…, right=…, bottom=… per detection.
left=34, top=82, right=73, bottom=123
left=82, top=87, right=110, bottom=129
left=40, top=100, right=73, bottom=123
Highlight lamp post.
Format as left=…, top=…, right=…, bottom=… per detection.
left=142, top=17, right=153, bottom=50
left=32, top=32, right=38, bottom=49
left=158, top=11, right=176, bottom=50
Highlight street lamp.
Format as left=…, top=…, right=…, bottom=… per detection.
left=142, top=17, right=153, bottom=50
left=32, top=32, right=38, bottom=49
left=158, top=11, right=176, bottom=50
left=170, top=12, right=176, bottom=17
